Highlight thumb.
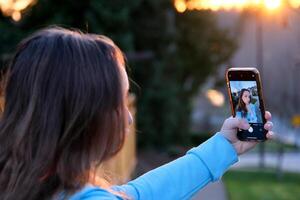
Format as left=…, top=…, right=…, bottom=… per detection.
left=223, top=117, right=250, bottom=130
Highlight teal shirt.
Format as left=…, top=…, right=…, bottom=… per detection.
left=67, top=133, right=238, bottom=200
left=236, top=104, right=258, bottom=123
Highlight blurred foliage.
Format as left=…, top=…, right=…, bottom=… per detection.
left=224, top=170, right=300, bottom=200
left=250, top=140, right=298, bottom=153
left=0, top=0, right=237, bottom=148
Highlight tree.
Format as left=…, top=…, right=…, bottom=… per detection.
left=0, top=0, right=237, bottom=148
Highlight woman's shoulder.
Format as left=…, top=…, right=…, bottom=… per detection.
left=68, top=185, right=120, bottom=200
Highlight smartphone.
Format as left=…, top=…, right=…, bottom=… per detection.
left=226, top=67, right=267, bottom=141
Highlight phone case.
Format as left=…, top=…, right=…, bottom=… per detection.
left=226, top=67, right=267, bottom=141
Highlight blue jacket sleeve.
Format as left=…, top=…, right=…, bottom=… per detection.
left=113, top=133, right=238, bottom=200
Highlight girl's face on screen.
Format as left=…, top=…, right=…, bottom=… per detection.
left=242, top=90, right=250, bottom=105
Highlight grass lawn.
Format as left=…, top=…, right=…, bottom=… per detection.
left=250, top=140, right=298, bottom=153
left=223, top=169, right=300, bottom=200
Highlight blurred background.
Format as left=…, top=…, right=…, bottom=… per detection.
left=0, top=0, right=300, bottom=199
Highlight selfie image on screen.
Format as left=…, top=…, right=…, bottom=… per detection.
left=229, top=81, right=263, bottom=124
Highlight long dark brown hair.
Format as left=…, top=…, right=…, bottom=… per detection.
left=237, top=88, right=251, bottom=118
left=0, top=26, right=127, bottom=200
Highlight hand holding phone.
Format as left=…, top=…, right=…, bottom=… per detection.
left=220, top=112, right=273, bottom=155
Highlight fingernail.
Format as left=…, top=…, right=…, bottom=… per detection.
left=268, top=122, right=273, bottom=127
left=268, top=131, right=274, bottom=136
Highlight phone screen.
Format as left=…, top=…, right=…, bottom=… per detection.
left=228, top=79, right=266, bottom=140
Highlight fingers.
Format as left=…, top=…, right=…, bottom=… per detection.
left=264, top=111, right=273, bottom=140
left=223, top=117, right=250, bottom=130
left=264, top=121, right=273, bottom=131
left=266, top=131, right=274, bottom=139
left=265, top=111, right=272, bottom=121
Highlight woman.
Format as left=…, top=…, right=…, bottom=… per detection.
left=0, top=27, right=273, bottom=200
left=236, top=88, right=258, bottom=123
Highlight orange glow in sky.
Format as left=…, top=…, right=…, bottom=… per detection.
left=264, top=0, right=281, bottom=10
left=174, top=0, right=300, bottom=12
left=0, top=0, right=36, bottom=21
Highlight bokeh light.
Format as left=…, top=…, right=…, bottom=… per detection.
left=0, top=0, right=36, bottom=21
left=206, top=89, right=225, bottom=107
left=174, top=0, right=300, bottom=12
